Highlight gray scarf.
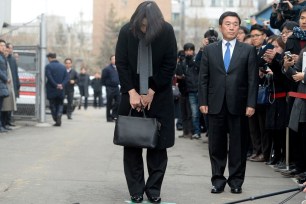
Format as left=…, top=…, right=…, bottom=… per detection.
left=137, top=38, right=153, bottom=94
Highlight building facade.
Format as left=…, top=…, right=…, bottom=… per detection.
left=92, top=0, right=172, bottom=58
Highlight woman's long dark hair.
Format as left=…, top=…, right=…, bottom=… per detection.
left=130, top=1, right=165, bottom=44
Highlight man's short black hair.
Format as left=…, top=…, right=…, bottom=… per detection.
left=239, top=26, right=249, bottom=35
left=250, top=24, right=265, bottom=33
left=46, top=52, right=56, bottom=58
left=219, top=11, right=241, bottom=26
left=183, top=43, right=195, bottom=51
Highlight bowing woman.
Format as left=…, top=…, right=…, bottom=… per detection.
left=115, top=1, right=177, bottom=203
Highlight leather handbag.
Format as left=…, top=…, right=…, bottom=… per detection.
left=113, top=108, right=160, bottom=148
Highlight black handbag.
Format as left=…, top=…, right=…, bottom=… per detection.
left=113, top=108, right=160, bottom=148
left=257, top=75, right=275, bottom=105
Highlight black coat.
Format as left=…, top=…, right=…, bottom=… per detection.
left=199, top=40, right=258, bottom=115
left=115, top=22, right=177, bottom=149
left=78, top=73, right=90, bottom=97
left=65, top=68, right=78, bottom=93
left=0, top=54, right=8, bottom=98
left=45, top=60, right=69, bottom=100
left=7, top=54, right=20, bottom=97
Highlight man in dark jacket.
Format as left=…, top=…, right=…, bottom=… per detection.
left=91, top=72, right=103, bottom=108
left=64, top=58, right=78, bottom=119
left=176, top=43, right=201, bottom=139
left=101, top=55, right=120, bottom=122
left=5, top=43, right=19, bottom=126
left=0, top=39, right=9, bottom=133
left=45, top=53, right=69, bottom=126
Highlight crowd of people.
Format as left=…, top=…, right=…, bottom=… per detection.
left=172, top=1, right=306, bottom=193
left=0, top=40, right=19, bottom=133
left=45, top=53, right=121, bottom=126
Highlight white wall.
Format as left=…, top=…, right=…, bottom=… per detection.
left=0, top=0, right=11, bottom=32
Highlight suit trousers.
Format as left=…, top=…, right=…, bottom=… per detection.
left=123, top=147, right=167, bottom=197
left=106, top=86, right=120, bottom=120
left=49, top=98, right=64, bottom=121
left=65, top=91, right=74, bottom=117
left=179, top=94, right=192, bottom=135
left=208, top=102, right=248, bottom=188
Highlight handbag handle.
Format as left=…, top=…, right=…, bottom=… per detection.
left=128, top=107, right=147, bottom=118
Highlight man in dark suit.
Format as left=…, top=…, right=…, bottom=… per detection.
left=101, top=55, right=120, bottom=122
left=199, top=11, right=258, bottom=194
left=45, top=53, right=69, bottom=126
left=64, top=58, right=78, bottom=119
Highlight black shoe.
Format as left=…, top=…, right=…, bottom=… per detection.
left=147, top=196, right=161, bottom=203
left=3, top=126, right=12, bottom=130
left=67, top=115, right=72, bottom=119
left=211, top=186, right=224, bottom=194
left=231, top=187, right=242, bottom=194
left=0, top=127, right=8, bottom=133
left=7, top=122, right=16, bottom=127
left=130, top=195, right=143, bottom=203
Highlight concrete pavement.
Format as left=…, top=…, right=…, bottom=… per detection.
left=0, top=107, right=305, bottom=204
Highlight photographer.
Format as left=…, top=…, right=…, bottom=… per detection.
left=195, top=28, right=219, bottom=64
left=270, top=0, right=306, bottom=30
left=176, top=43, right=201, bottom=139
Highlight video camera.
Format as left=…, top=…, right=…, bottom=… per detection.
left=274, top=0, right=299, bottom=20
left=204, top=28, right=218, bottom=44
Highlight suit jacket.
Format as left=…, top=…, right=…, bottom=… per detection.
left=45, top=60, right=69, bottom=100
left=199, top=40, right=258, bottom=115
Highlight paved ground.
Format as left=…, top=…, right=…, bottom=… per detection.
left=0, top=107, right=305, bottom=204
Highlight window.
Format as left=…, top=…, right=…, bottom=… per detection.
left=211, top=0, right=221, bottom=7
left=226, top=0, right=234, bottom=7
left=191, top=0, right=203, bottom=7
left=240, top=0, right=253, bottom=7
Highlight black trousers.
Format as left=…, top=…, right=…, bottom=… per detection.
left=179, top=94, right=192, bottom=135
left=123, top=147, right=167, bottom=197
left=106, top=86, right=120, bottom=120
left=65, top=91, right=74, bottom=117
left=49, top=98, right=64, bottom=121
left=208, top=102, right=248, bottom=188
left=93, top=90, right=102, bottom=108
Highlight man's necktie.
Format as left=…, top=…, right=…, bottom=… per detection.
left=224, top=42, right=231, bottom=72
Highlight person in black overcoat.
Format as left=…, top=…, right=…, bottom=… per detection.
left=45, top=53, right=69, bottom=126
left=115, top=1, right=177, bottom=203
left=78, top=67, right=90, bottom=110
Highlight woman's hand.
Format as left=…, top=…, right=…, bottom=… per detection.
left=283, top=55, right=295, bottom=70
left=141, top=88, right=155, bottom=110
left=292, top=72, right=305, bottom=82
left=129, top=89, right=142, bottom=111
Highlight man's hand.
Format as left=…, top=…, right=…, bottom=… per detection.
left=246, top=107, right=255, bottom=117
left=57, top=84, right=63, bottom=90
left=199, top=106, right=208, bottom=114
left=70, top=80, right=75, bottom=84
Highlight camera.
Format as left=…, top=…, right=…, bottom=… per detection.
left=260, top=63, right=269, bottom=74
left=277, top=0, right=299, bottom=20
left=204, top=28, right=218, bottom=44
left=284, top=51, right=293, bottom=61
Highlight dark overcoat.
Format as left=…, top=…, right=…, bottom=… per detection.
left=0, top=54, right=9, bottom=98
left=78, top=73, right=90, bottom=97
left=115, top=22, right=177, bottom=149
left=45, top=60, right=69, bottom=100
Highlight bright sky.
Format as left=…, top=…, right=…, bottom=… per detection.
left=11, top=0, right=92, bottom=24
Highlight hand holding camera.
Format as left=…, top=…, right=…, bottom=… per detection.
left=283, top=51, right=295, bottom=70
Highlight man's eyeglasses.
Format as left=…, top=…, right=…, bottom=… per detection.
left=250, top=34, right=263, bottom=38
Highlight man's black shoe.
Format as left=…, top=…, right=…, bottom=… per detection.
left=7, top=123, right=16, bottom=127
left=211, top=186, right=224, bottom=194
left=67, top=115, right=72, bottom=119
left=0, top=127, right=8, bottom=133
left=130, top=195, right=143, bottom=203
left=230, top=187, right=242, bottom=194
left=3, top=126, right=12, bottom=130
